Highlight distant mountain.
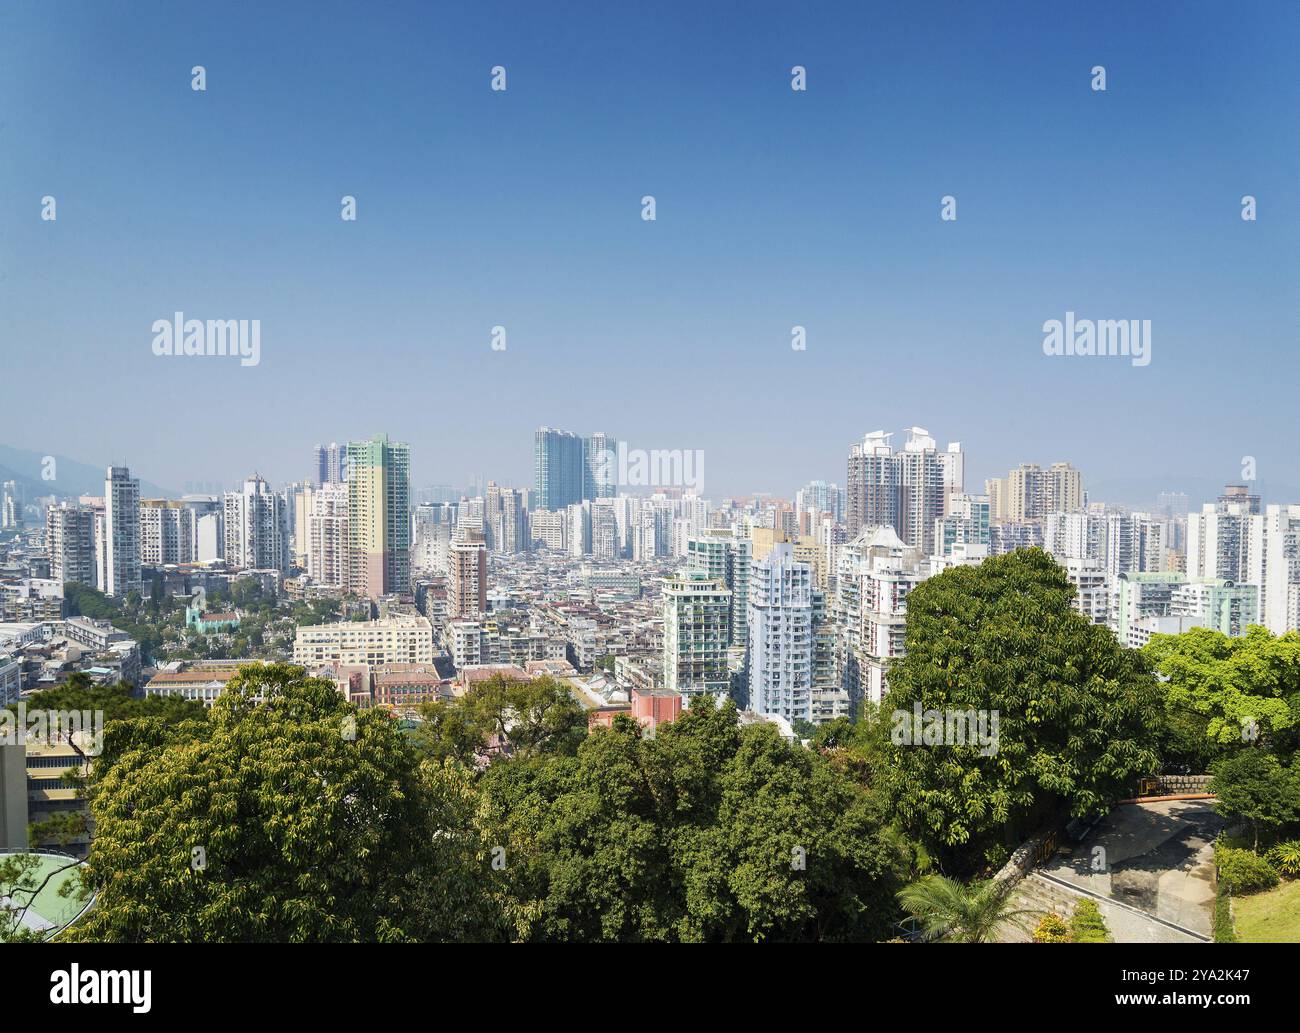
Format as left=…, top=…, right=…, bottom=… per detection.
left=0, top=444, right=172, bottom=499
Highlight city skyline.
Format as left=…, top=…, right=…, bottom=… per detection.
left=4, top=0, right=1300, bottom=961
left=3, top=1, right=1298, bottom=501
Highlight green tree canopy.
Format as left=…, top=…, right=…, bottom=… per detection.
left=881, top=548, right=1162, bottom=874
left=67, top=663, right=512, bottom=942
left=479, top=697, right=908, bottom=942
left=411, top=673, right=587, bottom=766
left=1209, top=749, right=1300, bottom=849
left=1143, top=625, right=1300, bottom=749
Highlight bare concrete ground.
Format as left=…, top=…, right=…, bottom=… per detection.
left=1040, top=799, right=1224, bottom=940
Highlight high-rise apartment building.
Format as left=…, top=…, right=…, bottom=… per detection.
left=845, top=428, right=958, bottom=555
left=796, top=480, right=844, bottom=525
left=1262, top=504, right=1300, bottom=635
left=1104, top=512, right=1167, bottom=578
left=591, top=501, right=619, bottom=560
left=1006, top=464, right=1044, bottom=521
left=1046, top=462, right=1085, bottom=513
left=528, top=509, right=568, bottom=552
left=448, top=528, right=487, bottom=619
left=306, top=482, right=349, bottom=590
left=102, top=466, right=141, bottom=597
left=1218, top=485, right=1261, bottom=515
left=585, top=432, right=618, bottom=500
left=933, top=494, right=991, bottom=557
left=534, top=428, right=586, bottom=512
left=46, top=503, right=97, bottom=586
left=139, top=500, right=195, bottom=566
left=313, top=442, right=348, bottom=486
left=846, top=431, right=898, bottom=533
left=895, top=428, right=946, bottom=555
left=1, top=481, right=22, bottom=530
left=568, top=501, right=592, bottom=558
left=535, top=428, right=622, bottom=509
left=345, top=434, right=411, bottom=600
left=998, top=461, right=1085, bottom=521
left=687, top=531, right=751, bottom=647
left=1187, top=495, right=1263, bottom=585
left=662, top=569, right=732, bottom=699
left=484, top=482, right=525, bottom=554
left=747, top=543, right=814, bottom=723
left=412, top=502, right=455, bottom=574
left=223, top=476, right=289, bottom=572
left=1172, top=579, right=1259, bottom=637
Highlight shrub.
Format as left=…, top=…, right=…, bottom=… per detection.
left=1032, top=912, right=1070, bottom=943
left=1214, top=883, right=1237, bottom=943
left=1216, top=845, right=1279, bottom=894
left=1070, top=899, right=1109, bottom=942
left=1265, top=840, right=1300, bottom=879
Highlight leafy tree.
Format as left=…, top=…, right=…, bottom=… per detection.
left=62, top=582, right=118, bottom=620
left=881, top=549, right=1162, bottom=874
left=1209, top=749, right=1300, bottom=849
left=1150, top=706, right=1237, bottom=775
left=896, top=875, right=1037, bottom=943
left=412, top=674, right=587, bottom=765
left=479, top=698, right=908, bottom=942
left=66, top=663, right=513, bottom=942
left=1144, top=626, right=1300, bottom=751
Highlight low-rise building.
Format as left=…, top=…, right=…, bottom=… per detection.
left=293, top=614, right=435, bottom=668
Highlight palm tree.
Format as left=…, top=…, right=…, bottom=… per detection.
left=897, top=875, right=1040, bottom=943
left=1267, top=840, right=1300, bottom=878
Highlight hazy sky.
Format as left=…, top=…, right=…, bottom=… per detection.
left=2, top=0, right=1296, bottom=501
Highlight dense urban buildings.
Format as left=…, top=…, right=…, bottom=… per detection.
left=5, top=425, right=1300, bottom=736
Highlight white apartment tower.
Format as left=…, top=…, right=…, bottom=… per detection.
left=662, top=570, right=733, bottom=699
left=223, top=476, right=289, bottom=571
left=139, top=500, right=195, bottom=566
left=1262, top=504, right=1300, bottom=634
left=103, top=466, right=141, bottom=597
left=46, top=503, right=97, bottom=586
left=307, top=482, right=349, bottom=590
left=747, top=543, right=814, bottom=723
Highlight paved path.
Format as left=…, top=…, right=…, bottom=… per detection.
left=1003, top=799, right=1222, bottom=942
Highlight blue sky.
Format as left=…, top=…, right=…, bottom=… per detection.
left=1, top=0, right=1296, bottom=503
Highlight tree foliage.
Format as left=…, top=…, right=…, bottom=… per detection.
left=478, top=697, right=909, bottom=941
left=1210, top=749, right=1300, bottom=849
left=1143, top=626, right=1300, bottom=750
left=411, top=674, right=587, bottom=766
left=881, top=549, right=1162, bottom=874
left=67, top=664, right=513, bottom=942
left=897, top=875, right=1037, bottom=943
